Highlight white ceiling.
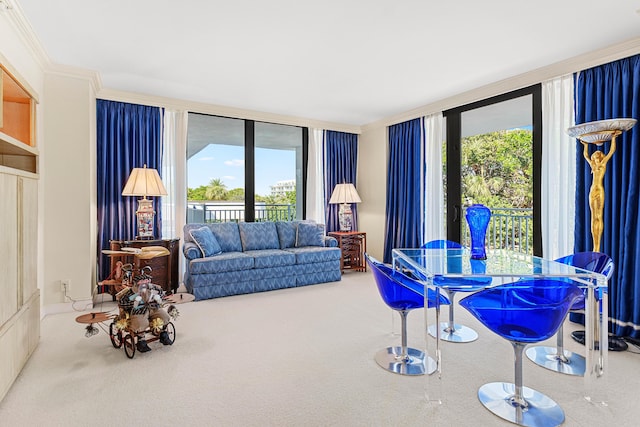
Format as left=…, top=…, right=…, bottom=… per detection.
left=13, top=0, right=640, bottom=126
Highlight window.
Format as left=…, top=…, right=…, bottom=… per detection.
left=186, top=113, right=307, bottom=223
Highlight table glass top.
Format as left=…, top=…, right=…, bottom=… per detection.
left=392, top=248, right=606, bottom=289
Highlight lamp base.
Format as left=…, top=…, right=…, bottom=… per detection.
left=136, top=198, right=155, bottom=239
left=338, top=203, right=353, bottom=231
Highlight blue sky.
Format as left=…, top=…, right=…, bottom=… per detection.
left=188, top=144, right=296, bottom=197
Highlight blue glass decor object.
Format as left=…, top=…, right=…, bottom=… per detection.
left=465, top=204, right=491, bottom=260
left=470, top=259, right=487, bottom=274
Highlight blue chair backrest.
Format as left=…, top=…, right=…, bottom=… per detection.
left=366, top=254, right=424, bottom=311
left=459, top=278, right=584, bottom=343
left=554, top=252, right=614, bottom=280
left=421, top=240, right=463, bottom=249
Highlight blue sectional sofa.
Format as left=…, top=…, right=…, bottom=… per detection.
left=183, top=221, right=342, bottom=300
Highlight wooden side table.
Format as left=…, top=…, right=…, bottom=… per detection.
left=328, top=231, right=367, bottom=273
left=108, top=238, right=180, bottom=293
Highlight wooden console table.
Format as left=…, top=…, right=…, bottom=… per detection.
left=108, top=238, right=180, bottom=293
left=328, top=231, right=367, bottom=273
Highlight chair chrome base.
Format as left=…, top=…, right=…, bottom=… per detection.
left=428, top=322, right=478, bottom=343
left=525, top=345, right=585, bottom=376
left=375, top=346, right=436, bottom=375
left=478, top=382, right=565, bottom=427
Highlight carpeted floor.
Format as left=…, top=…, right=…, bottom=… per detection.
left=1, top=272, right=639, bottom=426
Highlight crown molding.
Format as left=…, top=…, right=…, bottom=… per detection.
left=361, top=37, right=640, bottom=132
left=46, top=63, right=102, bottom=93
left=3, top=0, right=50, bottom=70
left=97, top=88, right=361, bottom=134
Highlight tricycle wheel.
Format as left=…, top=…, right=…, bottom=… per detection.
left=123, top=334, right=136, bottom=359
left=109, top=322, right=122, bottom=348
left=165, top=322, right=176, bottom=344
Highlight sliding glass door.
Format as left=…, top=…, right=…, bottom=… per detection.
left=444, top=85, right=542, bottom=255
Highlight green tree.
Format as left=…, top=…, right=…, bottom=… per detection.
left=461, top=129, right=532, bottom=209
left=187, top=185, right=208, bottom=200
left=226, top=188, right=245, bottom=201
left=204, top=178, right=228, bottom=201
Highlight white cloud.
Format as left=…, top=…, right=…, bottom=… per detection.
left=199, top=156, right=215, bottom=161
left=223, top=175, right=236, bottom=180
left=224, top=159, right=244, bottom=167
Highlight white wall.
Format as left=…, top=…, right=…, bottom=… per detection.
left=357, top=125, right=387, bottom=260
left=42, top=73, right=95, bottom=308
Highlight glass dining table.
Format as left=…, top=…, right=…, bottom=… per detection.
left=392, top=247, right=609, bottom=406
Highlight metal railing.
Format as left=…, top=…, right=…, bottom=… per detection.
left=462, top=207, right=533, bottom=254
left=187, top=202, right=296, bottom=223
left=187, top=202, right=532, bottom=253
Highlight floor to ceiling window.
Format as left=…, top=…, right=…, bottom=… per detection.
left=444, top=85, right=542, bottom=255
left=186, top=113, right=307, bottom=223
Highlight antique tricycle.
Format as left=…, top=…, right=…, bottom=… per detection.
left=76, top=247, right=193, bottom=358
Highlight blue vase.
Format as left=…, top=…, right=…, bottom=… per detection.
left=465, top=204, right=491, bottom=260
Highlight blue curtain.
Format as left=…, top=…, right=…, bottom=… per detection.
left=324, top=130, right=359, bottom=232
left=96, top=100, right=164, bottom=280
left=383, top=118, right=424, bottom=263
left=574, top=54, right=640, bottom=338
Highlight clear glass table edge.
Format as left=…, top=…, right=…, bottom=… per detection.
left=391, top=248, right=609, bottom=407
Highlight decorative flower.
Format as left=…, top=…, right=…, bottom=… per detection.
left=167, top=305, right=180, bottom=320
left=115, top=315, right=130, bottom=331
left=150, top=317, right=165, bottom=334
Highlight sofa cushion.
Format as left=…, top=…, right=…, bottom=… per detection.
left=210, top=222, right=243, bottom=252
left=189, top=226, right=223, bottom=257
left=245, top=249, right=296, bottom=268
left=286, top=246, right=341, bottom=264
left=188, top=252, right=254, bottom=275
left=239, top=222, right=280, bottom=251
left=296, top=222, right=324, bottom=247
left=275, top=221, right=297, bottom=249
left=184, top=222, right=242, bottom=253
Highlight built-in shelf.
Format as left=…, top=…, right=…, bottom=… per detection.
left=1, top=61, right=37, bottom=174
left=0, top=131, right=38, bottom=173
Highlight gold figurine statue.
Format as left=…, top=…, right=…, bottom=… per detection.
left=581, top=138, right=616, bottom=252
left=568, top=118, right=636, bottom=252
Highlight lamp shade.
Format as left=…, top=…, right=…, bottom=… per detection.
left=329, top=183, right=361, bottom=205
left=122, top=164, right=168, bottom=197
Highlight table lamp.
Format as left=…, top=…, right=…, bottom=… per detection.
left=122, top=164, right=168, bottom=239
left=329, top=183, right=361, bottom=231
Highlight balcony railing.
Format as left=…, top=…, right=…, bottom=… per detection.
left=187, top=202, right=296, bottom=223
left=187, top=202, right=533, bottom=253
left=462, top=207, right=533, bottom=254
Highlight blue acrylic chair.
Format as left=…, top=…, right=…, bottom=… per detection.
left=366, top=253, right=450, bottom=376
left=525, top=252, right=614, bottom=376
left=459, top=278, right=584, bottom=427
left=421, top=239, right=488, bottom=343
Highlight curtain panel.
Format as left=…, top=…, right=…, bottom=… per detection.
left=323, top=130, right=359, bottom=232
left=383, top=117, right=424, bottom=263
left=96, top=100, right=164, bottom=280
left=306, top=128, right=326, bottom=225
left=423, top=113, right=445, bottom=243
left=574, top=54, right=640, bottom=338
left=541, top=75, right=575, bottom=260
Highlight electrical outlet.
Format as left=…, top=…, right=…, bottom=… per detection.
left=61, top=279, right=70, bottom=293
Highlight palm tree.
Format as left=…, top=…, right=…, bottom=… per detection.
left=205, top=178, right=228, bottom=200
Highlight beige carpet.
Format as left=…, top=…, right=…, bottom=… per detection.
left=1, top=272, right=639, bottom=427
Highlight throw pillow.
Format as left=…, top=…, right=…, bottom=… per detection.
left=295, top=222, right=324, bottom=247
left=189, top=226, right=223, bottom=257
left=275, top=221, right=297, bottom=249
